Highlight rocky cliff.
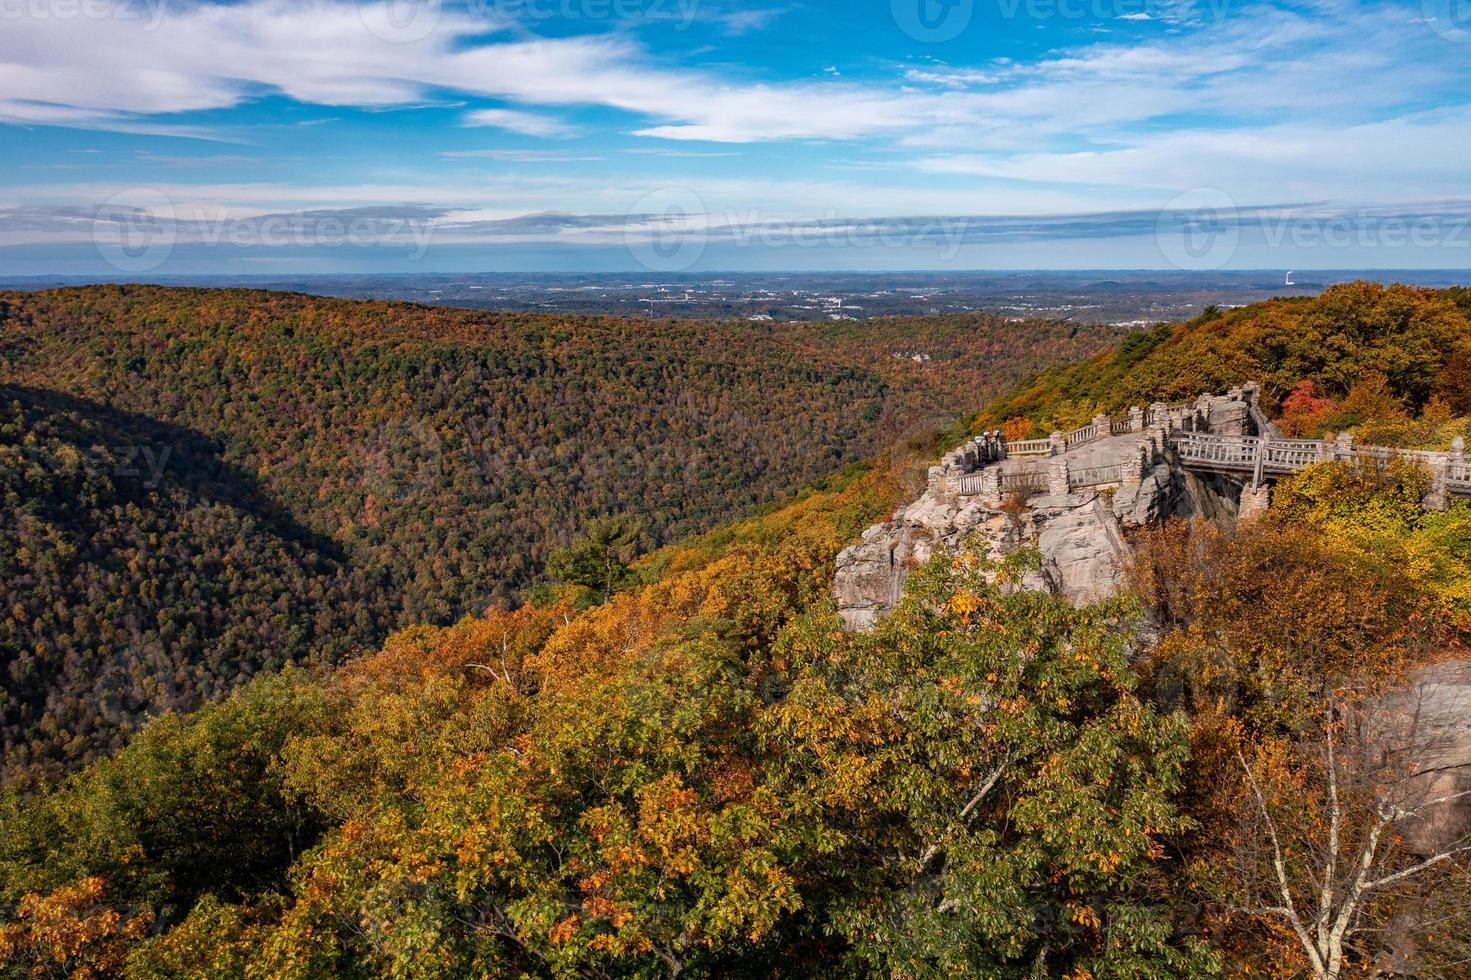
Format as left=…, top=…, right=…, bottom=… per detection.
left=834, top=391, right=1254, bottom=628
left=834, top=457, right=1241, bottom=628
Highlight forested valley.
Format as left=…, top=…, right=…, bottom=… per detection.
left=0, top=285, right=1117, bottom=786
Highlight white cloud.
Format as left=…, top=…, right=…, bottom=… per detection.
left=913, top=109, right=1471, bottom=204
left=462, top=108, right=576, bottom=137
left=1, top=0, right=1469, bottom=215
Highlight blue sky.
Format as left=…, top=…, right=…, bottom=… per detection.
left=2, top=0, right=1470, bottom=274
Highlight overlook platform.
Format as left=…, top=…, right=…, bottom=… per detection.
left=935, top=383, right=1469, bottom=514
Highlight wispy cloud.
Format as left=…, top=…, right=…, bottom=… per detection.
left=440, top=149, right=605, bottom=162
left=461, top=108, right=577, bottom=138
left=3, top=0, right=1471, bottom=260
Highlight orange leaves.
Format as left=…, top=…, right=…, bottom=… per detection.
left=1002, top=416, right=1035, bottom=443
left=547, top=915, right=580, bottom=945
left=0, top=877, right=152, bottom=980
left=636, top=775, right=709, bottom=879
left=337, top=601, right=568, bottom=706
left=1082, top=851, right=1124, bottom=874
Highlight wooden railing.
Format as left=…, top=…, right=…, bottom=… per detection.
left=1170, top=432, right=1261, bottom=470
left=947, top=384, right=1468, bottom=506
left=954, top=472, right=987, bottom=496
left=1066, top=423, right=1100, bottom=448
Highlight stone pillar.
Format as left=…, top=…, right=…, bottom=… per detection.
left=1049, top=431, right=1066, bottom=455
left=1092, top=413, right=1111, bottom=436
left=1425, top=453, right=1452, bottom=512
left=1128, top=406, right=1144, bottom=432
left=1122, top=446, right=1146, bottom=487
left=980, top=466, right=1003, bottom=507
left=1147, top=424, right=1170, bottom=463
left=927, top=465, right=945, bottom=496
left=1048, top=459, right=1071, bottom=496
left=1451, top=436, right=1465, bottom=475
left=1149, top=401, right=1168, bottom=428
left=1335, top=431, right=1355, bottom=459
left=1239, top=482, right=1272, bottom=521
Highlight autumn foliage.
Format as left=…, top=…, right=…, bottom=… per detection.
left=4, top=282, right=1471, bottom=976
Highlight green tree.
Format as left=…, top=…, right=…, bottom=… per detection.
left=546, top=515, right=644, bottom=604
left=764, top=544, right=1217, bottom=977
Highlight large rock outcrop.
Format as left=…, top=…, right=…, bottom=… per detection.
left=834, top=389, right=1256, bottom=629
left=833, top=458, right=1239, bottom=628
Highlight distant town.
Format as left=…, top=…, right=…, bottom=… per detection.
left=7, top=270, right=1470, bottom=327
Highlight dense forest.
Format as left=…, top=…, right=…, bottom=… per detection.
left=0, top=286, right=1118, bottom=787
left=0, top=386, right=385, bottom=788
left=976, top=281, right=1471, bottom=443
left=3, top=282, right=1471, bottom=977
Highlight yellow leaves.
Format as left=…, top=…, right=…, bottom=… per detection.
left=1083, top=851, right=1124, bottom=873
left=1068, top=902, right=1102, bottom=931
left=945, top=589, right=983, bottom=624
left=996, top=695, right=1028, bottom=716
left=636, top=775, right=709, bottom=879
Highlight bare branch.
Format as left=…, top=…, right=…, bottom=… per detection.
left=1362, top=845, right=1471, bottom=893
left=1238, top=748, right=1326, bottom=976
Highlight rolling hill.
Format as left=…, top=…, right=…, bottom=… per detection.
left=0, top=285, right=1119, bottom=786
